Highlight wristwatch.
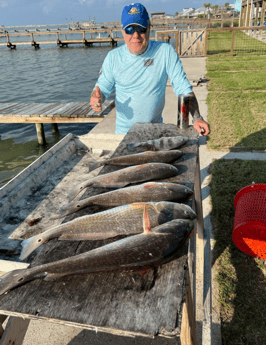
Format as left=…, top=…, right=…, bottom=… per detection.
left=192, top=115, right=204, bottom=124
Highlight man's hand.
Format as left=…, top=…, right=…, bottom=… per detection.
left=90, top=86, right=103, bottom=112
left=193, top=118, right=210, bottom=136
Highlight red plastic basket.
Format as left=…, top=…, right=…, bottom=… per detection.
left=233, top=184, right=266, bottom=259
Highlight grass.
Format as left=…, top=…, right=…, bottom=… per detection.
left=207, top=30, right=266, bottom=56
left=206, top=55, right=266, bottom=151
left=210, top=159, right=266, bottom=345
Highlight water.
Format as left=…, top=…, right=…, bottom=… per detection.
left=0, top=32, right=119, bottom=187
left=0, top=25, right=178, bottom=187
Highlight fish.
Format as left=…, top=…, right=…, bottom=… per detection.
left=57, top=182, right=193, bottom=218
left=87, top=150, right=183, bottom=173
left=68, top=163, right=179, bottom=202
left=20, top=201, right=196, bottom=260
left=0, top=208, right=194, bottom=297
left=126, top=136, right=189, bottom=151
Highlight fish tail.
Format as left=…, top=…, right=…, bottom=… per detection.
left=20, top=234, right=45, bottom=260
left=126, top=143, right=137, bottom=151
left=88, top=161, right=103, bottom=172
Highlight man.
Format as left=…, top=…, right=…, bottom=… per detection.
left=90, top=2, right=210, bottom=136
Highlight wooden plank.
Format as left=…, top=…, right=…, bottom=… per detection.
left=0, top=103, right=28, bottom=115
left=0, top=316, right=30, bottom=345
left=58, top=103, right=88, bottom=117
left=50, top=102, right=77, bottom=116
left=0, top=103, right=20, bottom=112
left=38, top=103, right=66, bottom=116
left=0, top=116, right=104, bottom=124
left=70, top=102, right=92, bottom=116
left=11, top=103, right=39, bottom=115
left=24, top=103, right=51, bottom=116
left=180, top=271, right=197, bottom=345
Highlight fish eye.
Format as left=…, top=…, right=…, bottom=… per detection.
left=184, top=210, right=188, bottom=215
left=77, top=205, right=80, bottom=208
left=38, top=238, right=42, bottom=243
left=18, top=277, right=24, bottom=282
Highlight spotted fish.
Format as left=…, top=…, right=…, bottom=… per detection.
left=126, top=136, right=189, bottom=151
left=20, top=201, right=196, bottom=260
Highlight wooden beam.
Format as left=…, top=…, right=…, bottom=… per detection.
left=0, top=317, right=30, bottom=345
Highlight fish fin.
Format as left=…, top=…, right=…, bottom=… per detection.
left=143, top=205, right=151, bottom=234
left=126, top=143, right=137, bottom=151
left=93, top=182, right=129, bottom=189
left=58, top=232, right=122, bottom=241
left=20, top=235, right=44, bottom=260
left=88, top=161, right=103, bottom=172
left=140, top=268, right=151, bottom=276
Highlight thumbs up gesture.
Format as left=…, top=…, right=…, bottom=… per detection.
left=90, top=86, right=102, bottom=112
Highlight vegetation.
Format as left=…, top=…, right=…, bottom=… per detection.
left=210, top=159, right=266, bottom=345
left=206, top=54, right=266, bottom=151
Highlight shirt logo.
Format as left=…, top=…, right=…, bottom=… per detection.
left=128, top=7, right=140, bottom=15
left=144, top=59, right=154, bottom=67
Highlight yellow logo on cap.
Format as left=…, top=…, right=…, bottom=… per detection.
left=128, top=7, right=140, bottom=15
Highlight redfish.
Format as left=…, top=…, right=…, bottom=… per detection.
left=87, top=150, right=183, bottom=172
left=68, top=163, right=179, bottom=202
left=126, top=136, right=189, bottom=151
left=57, top=182, right=193, bottom=218
left=20, top=201, right=196, bottom=260
left=1, top=215, right=194, bottom=297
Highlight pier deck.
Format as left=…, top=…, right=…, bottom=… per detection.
left=0, top=100, right=115, bottom=123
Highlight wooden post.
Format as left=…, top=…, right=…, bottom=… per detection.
left=204, top=30, right=208, bottom=56
left=255, top=2, right=260, bottom=25
left=179, top=31, right=182, bottom=55
left=230, top=29, right=235, bottom=55
left=0, top=317, right=30, bottom=345
left=51, top=123, right=59, bottom=134
left=175, top=32, right=179, bottom=53
left=35, top=123, right=46, bottom=146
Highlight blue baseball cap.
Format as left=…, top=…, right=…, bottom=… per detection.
left=121, top=3, right=149, bottom=29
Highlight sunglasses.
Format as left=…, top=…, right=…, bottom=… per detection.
left=124, top=25, right=147, bottom=35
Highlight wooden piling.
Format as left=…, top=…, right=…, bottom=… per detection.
left=35, top=123, right=46, bottom=146
left=51, top=123, right=59, bottom=134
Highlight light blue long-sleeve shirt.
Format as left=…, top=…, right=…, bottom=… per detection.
left=96, top=40, right=193, bottom=134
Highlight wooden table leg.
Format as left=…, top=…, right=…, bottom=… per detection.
left=0, top=316, right=30, bottom=345
left=180, top=269, right=197, bottom=345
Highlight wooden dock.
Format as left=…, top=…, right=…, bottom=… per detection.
left=0, top=27, right=183, bottom=49
left=0, top=100, right=115, bottom=123
left=0, top=100, right=115, bottom=145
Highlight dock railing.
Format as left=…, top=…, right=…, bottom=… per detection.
left=155, top=26, right=266, bottom=56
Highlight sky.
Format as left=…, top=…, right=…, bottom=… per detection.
left=0, top=0, right=234, bottom=27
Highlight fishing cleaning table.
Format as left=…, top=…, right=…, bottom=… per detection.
left=0, top=123, right=203, bottom=345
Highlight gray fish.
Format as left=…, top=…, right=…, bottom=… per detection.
left=0, top=216, right=194, bottom=297
left=68, top=163, right=179, bottom=202
left=87, top=150, right=183, bottom=172
left=58, top=182, right=193, bottom=218
left=126, top=136, right=189, bottom=151
left=20, top=201, right=196, bottom=260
